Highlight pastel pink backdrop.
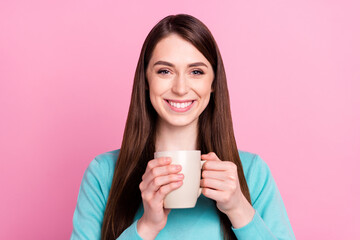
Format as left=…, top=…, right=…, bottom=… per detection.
left=0, top=0, right=359, bottom=239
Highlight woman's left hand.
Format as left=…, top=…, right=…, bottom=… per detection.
left=200, top=152, right=255, bottom=228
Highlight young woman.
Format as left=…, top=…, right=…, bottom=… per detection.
left=71, top=14, right=295, bottom=240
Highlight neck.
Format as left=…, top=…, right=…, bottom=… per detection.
left=155, top=119, right=198, bottom=152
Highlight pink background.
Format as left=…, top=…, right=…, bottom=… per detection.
left=1, top=0, right=359, bottom=239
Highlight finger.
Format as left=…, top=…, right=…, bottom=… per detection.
left=202, top=170, right=232, bottom=181
left=202, top=160, right=232, bottom=171
left=201, top=152, right=221, bottom=161
left=147, top=173, right=184, bottom=192
left=144, top=157, right=171, bottom=176
left=153, top=181, right=183, bottom=202
left=202, top=187, right=225, bottom=202
left=142, top=164, right=182, bottom=187
left=201, top=178, right=225, bottom=191
left=140, top=173, right=183, bottom=203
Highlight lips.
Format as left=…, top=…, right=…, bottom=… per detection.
left=165, top=99, right=195, bottom=103
left=165, top=99, right=195, bottom=112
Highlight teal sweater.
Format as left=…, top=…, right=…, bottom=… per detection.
left=71, top=149, right=295, bottom=239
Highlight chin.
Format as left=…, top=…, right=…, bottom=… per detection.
left=168, top=119, right=197, bottom=128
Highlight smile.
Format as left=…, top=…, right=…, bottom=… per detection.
left=165, top=99, right=195, bottom=112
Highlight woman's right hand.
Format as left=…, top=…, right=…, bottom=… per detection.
left=137, top=157, right=184, bottom=240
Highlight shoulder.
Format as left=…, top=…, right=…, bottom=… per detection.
left=238, top=150, right=270, bottom=178
left=237, top=150, right=274, bottom=204
left=82, top=149, right=120, bottom=199
left=89, top=148, right=120, bottom=174
left=71, top=149, right=120, bottom=239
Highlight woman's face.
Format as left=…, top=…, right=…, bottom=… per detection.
left=146, top=34, right=214, bottom=129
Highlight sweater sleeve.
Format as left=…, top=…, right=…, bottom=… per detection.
left=231, top=155, right=296, bottom=240
left=70, top=158, right=143, bottom=240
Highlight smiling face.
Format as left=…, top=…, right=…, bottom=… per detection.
left=146, top=33, right=214, bottom=129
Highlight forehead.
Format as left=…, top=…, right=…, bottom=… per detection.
left=150, top=34, right=209, bottom=64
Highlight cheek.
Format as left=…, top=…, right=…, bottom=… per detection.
left=198, top=79, right=213, bottom=107
left=149, top=81, right=163, bottom=98
left=195, top=80, right=213, bottom=97
left=149, top=89, right=160, bottom=110
left=148, top=80, right=167, bottom=108
left=149, top=78, right=171, bottom=96
left=149, top=92, right=156, bottom=108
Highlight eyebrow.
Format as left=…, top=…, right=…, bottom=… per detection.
left=153, top=60, right=208, bottom=68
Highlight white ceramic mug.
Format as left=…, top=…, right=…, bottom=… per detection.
left=154, top=150, right=205, bottom=209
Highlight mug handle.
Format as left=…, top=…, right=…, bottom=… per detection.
left=198, top=160, right=206, bottom=197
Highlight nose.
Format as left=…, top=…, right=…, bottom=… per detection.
left=172, top=73, right=189, bottom=96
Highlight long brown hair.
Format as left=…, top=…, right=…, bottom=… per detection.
left=101, top=14, right=252, bottom=240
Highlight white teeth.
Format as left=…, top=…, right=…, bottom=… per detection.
left=169, top=101, right=193, bottom=109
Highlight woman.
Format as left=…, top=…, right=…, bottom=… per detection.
left=71, top=14, right=295, bottom=240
